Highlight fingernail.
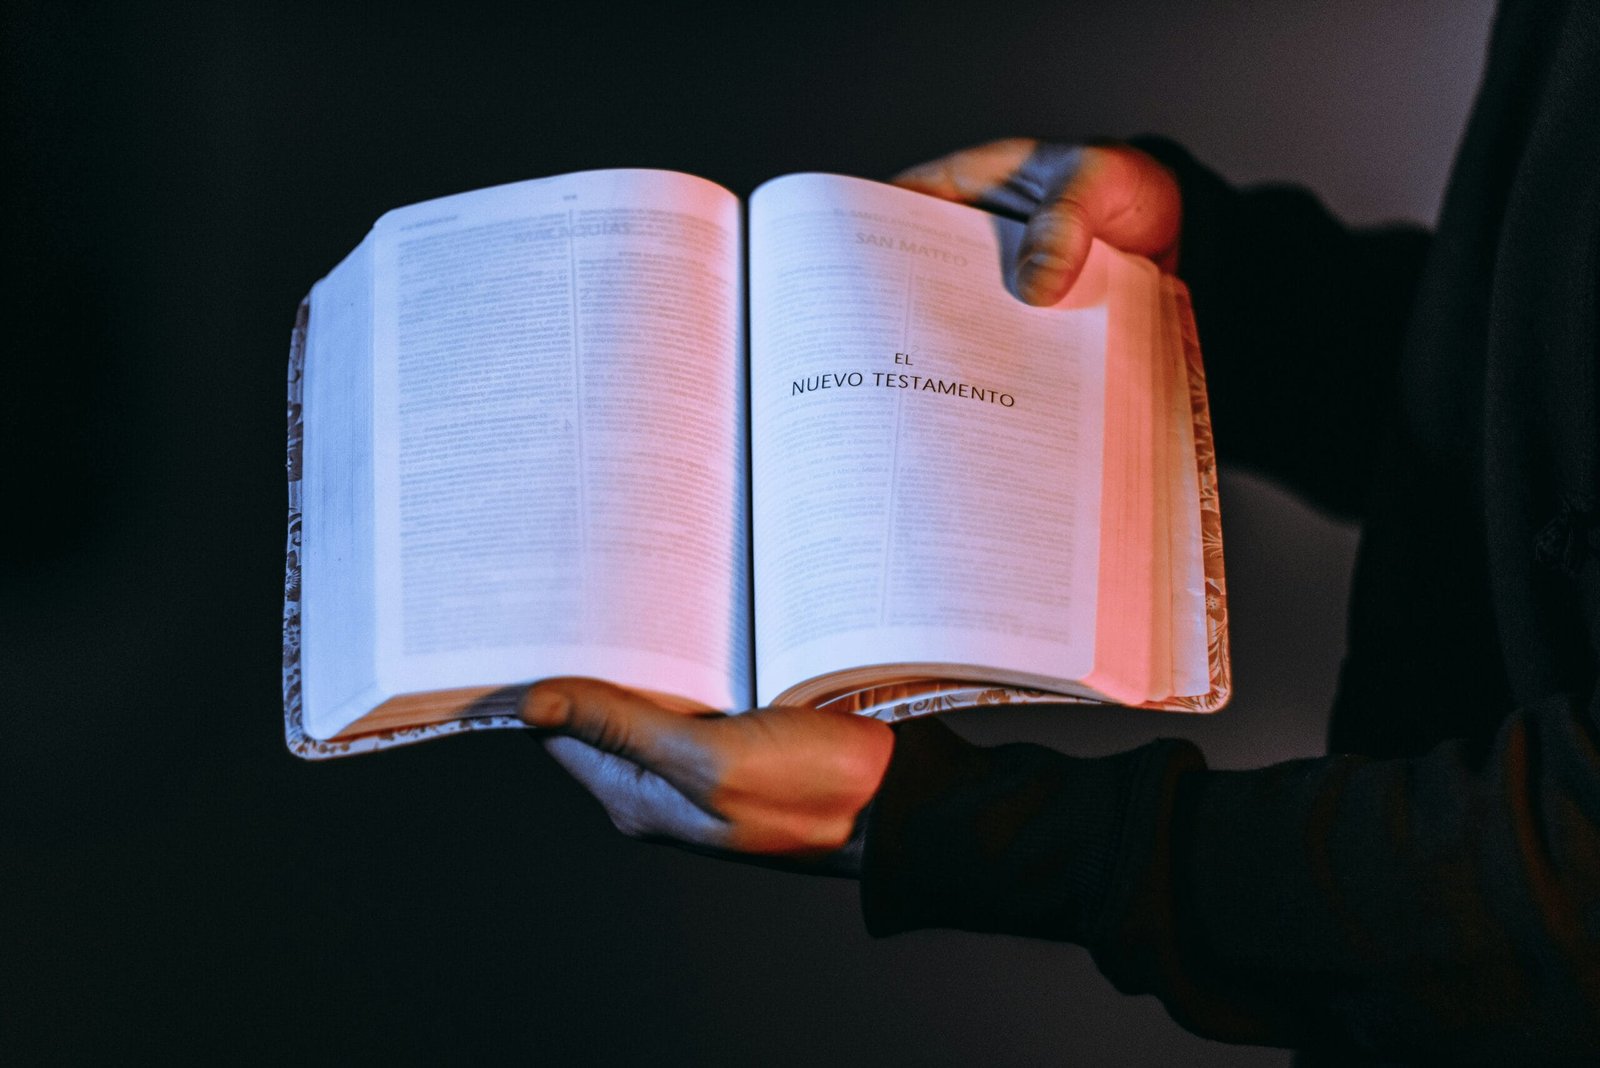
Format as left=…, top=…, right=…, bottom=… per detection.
left=1016, top=251, right=1065, bottom=303
left=1020, top=247, right=1067, bottom=273
left=1017, top=241, right=1068, bottom=268
left=522, top=687, right=570, bottom=728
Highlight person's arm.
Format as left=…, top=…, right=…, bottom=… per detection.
left=523, top=673, right=1600, bottom=1058
left=891, top=137, right=1431, bottom=520
left=526, top=143, right=1600, bottom=1060
left=862, top=694, right=1600, bottom=1060
left=1133, top=137, right=1430, bottom=520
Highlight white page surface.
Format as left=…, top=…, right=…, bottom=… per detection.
left=365, top=170, right=749, bottom=726
left=749, top=174, right=1107, bottom=704
left=301, top=237, right=382, bottom=740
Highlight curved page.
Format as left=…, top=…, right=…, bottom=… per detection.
left=349, top=170, right=747, bottom=738
left=749, top=173, right=1107, bottom=705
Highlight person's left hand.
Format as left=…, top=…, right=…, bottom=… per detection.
left=891, top=138, right=1181, bottom=305
left=521, top=678, right=895, bottom=875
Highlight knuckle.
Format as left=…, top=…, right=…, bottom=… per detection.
left=983, top=136, right=1038, bottom=158
left=1026, top=205, right=1075, bottom=245
left=1042, top=195, right=1091, bottom=229
left=591, top=716, right=633, bottom=755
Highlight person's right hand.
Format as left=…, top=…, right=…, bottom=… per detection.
left=521, top=677, right=894, bottom=875
left=891, top=139, right=1182, bottom=306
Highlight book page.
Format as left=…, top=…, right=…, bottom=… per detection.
left=1143, top=279, right=1175, bottom=703
left=360, top=170, right=749, bottom=733
left=1162, top=279, right=1211, bottom=696
left=301, top=237, right=386, bottom=740
left=748, top=174, right=1107, bottom=704
left=1077, top=248, right=1161, bottom=705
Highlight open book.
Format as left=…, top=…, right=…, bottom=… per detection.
left=282, top=169, right=1228, bottom=759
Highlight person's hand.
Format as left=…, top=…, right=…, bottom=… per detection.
left=521, top=678, right=895, bottom=875
left=892, top=138, right=1181, bottom=306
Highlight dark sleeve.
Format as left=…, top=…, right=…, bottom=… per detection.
left=860, top=697, right=1600, bottom=1059
left=1128, top=137, right=1431, bottom=521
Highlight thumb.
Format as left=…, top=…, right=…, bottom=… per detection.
left=1016, top=146, right=1182, bottom=305
left=890, top=138, right=1099, bottom=306
left=1013, top=182, right=1099, bottom=306
left=520, top=677, right=711, bottom=787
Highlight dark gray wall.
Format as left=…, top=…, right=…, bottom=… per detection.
left=2, top=1, right=1495, bottom=1062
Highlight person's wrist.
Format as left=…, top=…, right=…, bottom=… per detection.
left=830, top=795, right=874, bottom=878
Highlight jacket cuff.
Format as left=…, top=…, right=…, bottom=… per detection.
left=859, top=716, right=1182, bottom=943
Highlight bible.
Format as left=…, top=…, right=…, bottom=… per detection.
left=282, top=169, right=1229, bottom=759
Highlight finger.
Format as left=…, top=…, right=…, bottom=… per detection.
left=1017, top=147, right=1182, bottom=304
left=543, top=736, right=729, bottom=847
left=891, top=138, right=1040, bottom=208
left=894, top=140, right=1096, bottom=303
left=897, top=143, right=1180, bottom=305
left=1015, top=190, right=1098, bottom=306
left=521, top=676, right=713, bottom=787
left=893, top=140, right=1092, bottom=222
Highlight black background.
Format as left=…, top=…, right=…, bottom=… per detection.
left=3, top=2, right=1493, bottom=1063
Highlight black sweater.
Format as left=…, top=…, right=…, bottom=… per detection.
left=859, top=1, right=1600, bottom=1060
